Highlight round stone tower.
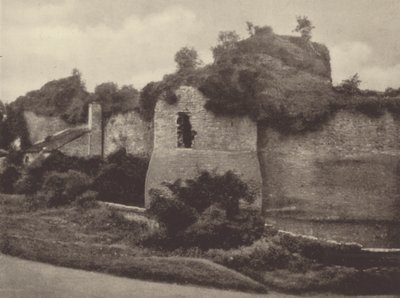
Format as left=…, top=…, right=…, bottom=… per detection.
left=145, top=86, right=262, bottom=210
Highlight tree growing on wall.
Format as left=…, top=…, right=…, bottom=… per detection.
left=174, top=47, right=200, bottom=72
left=294, top=16, right=315, bottom=41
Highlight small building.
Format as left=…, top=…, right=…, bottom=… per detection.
left=23, top=102, right=103, bottom=165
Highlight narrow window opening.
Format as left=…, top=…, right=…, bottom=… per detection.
left=177, top=112, right=194, bottom=148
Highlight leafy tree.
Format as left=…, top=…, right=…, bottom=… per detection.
left=3, top=106, right=31, bottom=149
left=294, top=16, right=315, bottom=41
left=212, top=31, right=240, bottom=61
left=94, top=82, right=139, bottom=119
left=174, top=47, right=200, bottom=71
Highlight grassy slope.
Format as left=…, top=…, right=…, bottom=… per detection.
left=0, top=194, right=266, bottom=293
left=2, top=194, right=399, bottom=295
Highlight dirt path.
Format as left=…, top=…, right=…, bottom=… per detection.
left=0, top=254, right=300, bottom=298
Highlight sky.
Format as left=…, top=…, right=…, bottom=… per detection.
left=1, top=0, right=400, bottom=103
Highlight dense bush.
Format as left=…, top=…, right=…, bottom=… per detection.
left=40, top=150, right=104, bottom=176
left=148, top=189, right=198, bottom=236
left=92, top=148, right=149, bottom=206
left=15, top=151, right=104, bottom=195
left=34, top=170, right=92, bottom=207
left=16, top=149, right=148, bottom=207
left=147, top=170, right=264, bottom=249
left=0, top=166, right=20, bottom=194
left=165, top=170, right=255, bottom=218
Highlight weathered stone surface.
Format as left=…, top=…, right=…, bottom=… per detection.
left=145, top=149, right=262, bottom=208
left=260, top=110, right=400, bottom=247
left=153, top=87, right=257, bottom=152
left=104, top=110, right=153, bottom=157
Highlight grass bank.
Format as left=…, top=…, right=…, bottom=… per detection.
left=0, top=194, right=266, bottom=293
left=1, top=193, right=399, bottom=295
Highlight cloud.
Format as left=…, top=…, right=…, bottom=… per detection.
left=1, top=4, right=202, bottom=101
left=330, top=41, right=400, bottom=90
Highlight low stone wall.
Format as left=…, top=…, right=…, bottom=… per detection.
left=266, top=217, right=400, bottom=248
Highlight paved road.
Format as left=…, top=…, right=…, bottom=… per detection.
left=0, top=254, right=298, bottom=298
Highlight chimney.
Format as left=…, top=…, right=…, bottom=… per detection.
left=88, top=102, right=103, bottom=157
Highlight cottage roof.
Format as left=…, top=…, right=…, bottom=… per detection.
left=25, top=126, right=90, bottom=153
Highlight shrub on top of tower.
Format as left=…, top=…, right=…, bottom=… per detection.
left=174, top=47, right=202, bottom=72
left=293, top=15, right=315, bottom=42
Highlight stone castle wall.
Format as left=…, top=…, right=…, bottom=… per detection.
left=104, top=110, right=153, bottom=157
left=259, top=110, right=400, bottom=247
left=22, top=89, right=400, bottom=246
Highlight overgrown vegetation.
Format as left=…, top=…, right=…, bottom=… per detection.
left=92, top=148, right=148, bottom=206
left=10, top=70, right=90, bottom=125
left=11, top=149, right=148, bottom=207
left=2, top=70, right=140, bottom=150
left=93, top=82, right=139, bottom=119
left=138, top=20, right=399, bottom=135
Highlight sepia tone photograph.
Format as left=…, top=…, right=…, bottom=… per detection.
left=0, top=0, right=400, bottom=297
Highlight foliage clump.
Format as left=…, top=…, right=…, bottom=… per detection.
left=11, top=70, right=90, bottom=125
left=294, top=16, right=315, bottom=41
left=33, top=170, right=92, bottom=207
left=147, top=170, right=264, bottom=249
left=93, top=82, right=139, bottom=119
left=0, top=166, right=20, bottom=194
left=92, top=148, right=149, bottom=206
left=13, top=149, right=148, bottom=207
